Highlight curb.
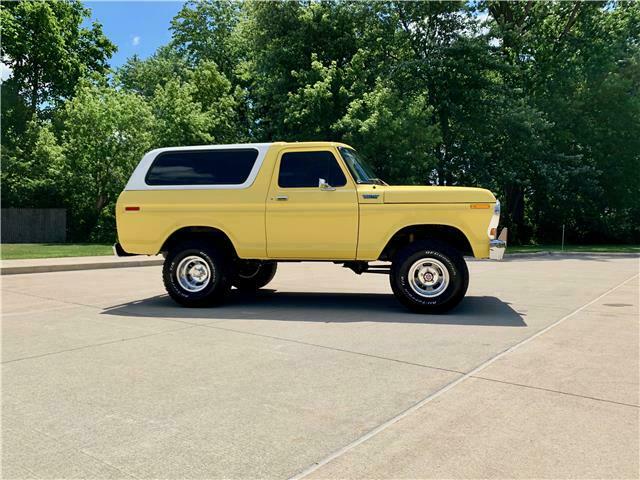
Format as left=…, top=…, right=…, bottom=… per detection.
left=1, top=257, right=163, bottom=276
left=504, top=251, right=639, bottom=259
left=504, top=251, right=552, bottom=259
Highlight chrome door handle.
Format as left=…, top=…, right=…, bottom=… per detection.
left=275, top=195, right=288, bottom=201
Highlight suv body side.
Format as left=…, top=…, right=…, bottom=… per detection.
left=117, top=143, right=277, bottom=258
left=356, top=185, right=494, bottom=260
left=116, top=142, right=496, bottom=261
left=265, top=144, right=358, bottom=259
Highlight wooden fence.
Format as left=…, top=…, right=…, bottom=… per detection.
left=1, top=208, right=66, bottom=243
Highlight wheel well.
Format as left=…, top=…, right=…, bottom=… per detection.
left=379, top=225, right=473, bottom=261
left=160, top=226, right=237, bottom=258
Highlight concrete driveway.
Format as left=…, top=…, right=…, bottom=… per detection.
left=1, top=255, right=638, bottom=479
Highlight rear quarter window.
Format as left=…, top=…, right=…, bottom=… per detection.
left=145, top=149, right=259, bottom=186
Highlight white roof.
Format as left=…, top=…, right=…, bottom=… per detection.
left=142, top=143, right=274, bottom=154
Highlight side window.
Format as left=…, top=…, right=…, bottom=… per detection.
left=145, top=149, right=258, bottom=186
left=278, top=151, right=347, bottom=188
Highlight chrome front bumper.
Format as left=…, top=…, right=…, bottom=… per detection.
left=490, top=239, right=506, bottom=260
left=489, top=228, right=508, bottom=260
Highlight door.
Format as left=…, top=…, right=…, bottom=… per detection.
left=266, top=148, right=358, bottom=259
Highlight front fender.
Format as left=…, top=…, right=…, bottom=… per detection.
left=356, top=203, right=493, bottom=260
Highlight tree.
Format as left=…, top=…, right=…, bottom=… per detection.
left=242, top=1, right=363, bottom=140
left=337, top=78, right=440, bottom=184
left=170, top=0, right=243, bottom=77
left=152, top=80, right=211, bottom=148
left=0, top=0, right=115, bottom=117
left=117, top=46, right=190, bottom=98
left=283, top=55, right=344, bottom=140
left=482, top=0, right=640, bottom=243
left=3, top=0, right=638, bottom=245
left=149, top=59, right=242, bottom=147
left=58, top=82, right=155, bottom=240
left=188, top=61, right=243, bottom=142
left=0, top=118, right=65, bottom=209
left=0, top=0, right=117, bottom=220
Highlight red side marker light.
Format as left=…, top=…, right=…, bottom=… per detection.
left=125, top=206, right=140, bottom=212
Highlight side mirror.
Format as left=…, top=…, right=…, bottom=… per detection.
left=319, top=178, right=336, bottom=191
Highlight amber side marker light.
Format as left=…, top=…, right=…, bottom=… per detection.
left=125, top=206, right=140, bottom=212
left=470, top=204, right=490, bottom=209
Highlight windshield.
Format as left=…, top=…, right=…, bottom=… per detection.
left=338, top=147, right=384, bottom=185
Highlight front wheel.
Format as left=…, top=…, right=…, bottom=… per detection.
left=232, top=261, right=277, bottom=291
left=390, top=240, right=469, bottom=313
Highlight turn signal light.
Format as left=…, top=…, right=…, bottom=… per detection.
left=470, top=204, right=490, bottom=209
left=490, top=227, right=497, bottom=238
left=125, top=206, right=140, bottom=211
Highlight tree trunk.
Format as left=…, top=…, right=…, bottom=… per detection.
left=505, top=183, right=526, bottom=243
left=30, top=66, right=40, bottom=116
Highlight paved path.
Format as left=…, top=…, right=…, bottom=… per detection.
left=1, top=255, right=638, bottom=479
left=0, top=255, right=163, bottom=275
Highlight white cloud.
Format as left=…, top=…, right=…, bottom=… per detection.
left=0, top=61, right=12, bottom=81
left=132, top=36, right=141, bottom=47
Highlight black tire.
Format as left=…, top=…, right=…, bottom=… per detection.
left=162, top=240, right=231, bottom=307
left=390, top=240, right=469, bottom=313
left=232, top=261, right=277, bottom=291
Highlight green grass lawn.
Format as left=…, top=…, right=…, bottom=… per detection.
left=507, top=244, right=640, bottom=254
left=1, top=243, right=113, bottom=260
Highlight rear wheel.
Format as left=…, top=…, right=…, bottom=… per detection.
left=163, top=240, right=231, bottom=307
left=390, top=240, right=468, bottom=313
left=232, top=261, right=277, bottom=291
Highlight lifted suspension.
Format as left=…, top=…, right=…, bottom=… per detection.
left=342, top=261, right=391, bottom=275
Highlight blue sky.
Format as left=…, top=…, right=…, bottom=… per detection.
left=84, top=1, right=187, bottom=69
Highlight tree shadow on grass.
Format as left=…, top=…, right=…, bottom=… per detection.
left=102, top=290, right=526, bottom=327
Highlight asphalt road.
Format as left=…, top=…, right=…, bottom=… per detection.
left=2, top=255, right=638, bottom=479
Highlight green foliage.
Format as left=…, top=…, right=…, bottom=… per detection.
left=337, top=79, right=440, bottom=184
left=242, top=0, right=362, bottom=140
left=188, top=61, right=242, bottom=141
left=482, top=0, right=640, bottom=242
left=0, top=79, right=30, bottom=147
left=117, top=46, right=190, bottom=98
left=58, top=83, right=155, bottom=240
left=284, top=56, right=343, bottom=139
left=1, top=118, right=65, bottom=208
left=150, top=79, right=213, bottom=147
left=150, top=61, right=240, bottom=147
left=0, top=0, right=115, bottom=117
left=1, top=0, right=638, bottom=244
left=170, top=0, right=245, bottom=82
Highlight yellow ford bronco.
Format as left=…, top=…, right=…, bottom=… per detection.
left=115, top=142, right=506, bottom=313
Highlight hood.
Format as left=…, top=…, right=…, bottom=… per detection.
left=382, top=185, right=496, bottom=204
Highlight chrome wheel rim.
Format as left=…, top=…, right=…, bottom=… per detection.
left=407, top=258, right=450, bottom=298
left=176, top=255, right=212, bottom=292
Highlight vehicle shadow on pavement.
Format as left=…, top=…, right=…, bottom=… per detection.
left=102, top=292, right=526, bottom=327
